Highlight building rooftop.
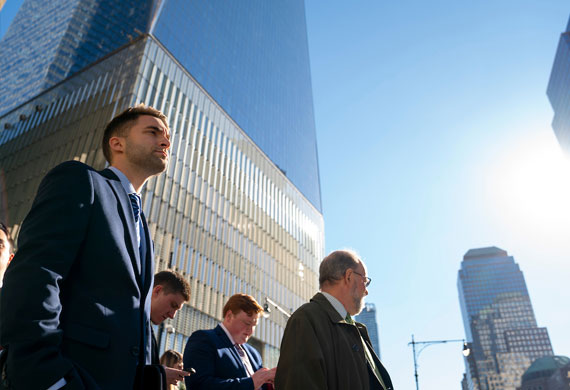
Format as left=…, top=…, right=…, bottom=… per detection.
left=463, top=246, right=508, bottom=260
left=522, top=355, right=570, bottom=381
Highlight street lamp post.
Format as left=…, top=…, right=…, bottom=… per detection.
left=463, top=341, right=482, bottom=390
left=263, top=297, right=291, bottom=319
left=408, top=334, right=470, bottom=390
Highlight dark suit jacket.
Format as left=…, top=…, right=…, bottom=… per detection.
left=151, top=327, right=160, bottom=365
left=0, top=161, right=154, bottom=390
left=183, top=325, right=264, bottom=390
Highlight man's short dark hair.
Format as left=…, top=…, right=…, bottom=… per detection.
left=318, top=249, right=361, bottom=288
left=0, top=222, right=15, bottom=253
left=101, top=104, right=168, bottom=163
left=222, top=294, right=264, bottom=317
left=154, top=270, right=190, bottom=301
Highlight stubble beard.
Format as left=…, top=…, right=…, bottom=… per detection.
left=125, top=142, right=168, bottom=177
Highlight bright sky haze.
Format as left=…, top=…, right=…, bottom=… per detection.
left=1, top=1, right=570, bottom=389
left=305, top=2, right=570, bottom=390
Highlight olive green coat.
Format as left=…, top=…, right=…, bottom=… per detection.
left=275, top=293, right=394, bottom=390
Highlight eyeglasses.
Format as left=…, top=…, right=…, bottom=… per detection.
left=352, top=271, right=371, bottom=287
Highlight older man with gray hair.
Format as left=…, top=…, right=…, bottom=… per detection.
left=274, top=250, right=393, bottom=390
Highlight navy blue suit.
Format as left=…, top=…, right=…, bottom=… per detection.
left=0, top=161, right=154, bottom=389
left=183, top=325, right=265, bottom=390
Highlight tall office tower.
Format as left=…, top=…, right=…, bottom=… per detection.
left=0, top=0, right=324, bottom=366
left=548, top=15, right=570, bottom=152
left=457, top=247, right=554, bottom=390
left=355, top=302, right=382, bottom=358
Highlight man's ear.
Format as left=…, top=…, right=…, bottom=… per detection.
left=109, top=136, right=124, bottom=154
left=344, top=268, right=353, bottom=283
left=152, top=284, right=163, bottom=296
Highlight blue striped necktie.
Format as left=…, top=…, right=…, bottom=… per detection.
left=128, top=193, right=141, bottom=223
left=128, top=193, right=146, bottom=284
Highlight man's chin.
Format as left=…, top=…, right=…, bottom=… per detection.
left=147, top=160, right=168, bottom=175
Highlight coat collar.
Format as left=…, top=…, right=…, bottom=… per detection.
left=214, top=324, right=234, bottom=348
left=311, top=292, right=369, bottom=329
left=311, top=292, right=350, bottom=325
left=214, top=325, right=250, bottom=374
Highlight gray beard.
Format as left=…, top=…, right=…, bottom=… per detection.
left=351, top=285, right=365, bottom=315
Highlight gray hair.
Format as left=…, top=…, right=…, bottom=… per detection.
left=319, top=249, right=361, bottom=288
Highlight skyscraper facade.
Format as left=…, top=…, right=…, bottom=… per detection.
left=355, top=302, right=382, bottom=358
left=0, top=0, right=324, bottom=366
left=0, top=0, right=321, bottom=212
left=457, top=247, right=553, bottom=390
left=548, top=15, right=570, bottom=154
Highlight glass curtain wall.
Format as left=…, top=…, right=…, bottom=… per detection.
left=0, top=36, right=324, bottom=367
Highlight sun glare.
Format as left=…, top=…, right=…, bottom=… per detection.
left=488, top=131, right=570, bottom=241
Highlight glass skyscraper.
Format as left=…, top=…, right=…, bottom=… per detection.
left=355, top=302, right=382, bottom=358
left=457, top=247, right=553, bottom=390
left=0, top=0, right=324, bottom=366
left=548, top=15, right=570, bottom=156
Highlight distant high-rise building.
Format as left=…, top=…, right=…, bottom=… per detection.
left=355, top=302, right=381, bottom=358
left=457, top=247, right=554, bottom=390
left=517, top=356, right=570, bottom=390
left=548, top=15, right=570, bottom=154
left=0, top=0, right=324, bottom=366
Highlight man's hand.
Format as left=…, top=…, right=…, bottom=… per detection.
left=251, top=367, right=276, bottom=389
left=164, top=366, right=192, bottom=385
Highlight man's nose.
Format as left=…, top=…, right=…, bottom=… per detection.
left=161, top=133, right=171, bottom=149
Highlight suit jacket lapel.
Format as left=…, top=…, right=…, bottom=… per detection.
left=214, top=325, right=249, bottom=376
left=101, top=169, right=143, bottom=286
left=140, top=213, right=153, bottom=294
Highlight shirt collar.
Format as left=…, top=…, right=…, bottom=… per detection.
left=321, top=291, right=348, bottom=320
left=108, top=166, right=137, bottom=195
left=219, top=323, right=237, bottom=345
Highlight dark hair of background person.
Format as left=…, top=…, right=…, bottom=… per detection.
left=154, top=270, right=191, bottom=301
left=160, top=349, right=183, bottom=368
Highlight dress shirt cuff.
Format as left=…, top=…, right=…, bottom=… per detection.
left=46, top=377, right=67, bottom=390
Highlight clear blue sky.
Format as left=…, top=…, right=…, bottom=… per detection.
left=2, top=1, right=570, bottom=389
left=305, top=1, right=570, bottom=389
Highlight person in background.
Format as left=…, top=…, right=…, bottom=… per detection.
left=274, top=249, right=393, bottom=390
left=160, top=350, right=185, bottom=390
left=0, top=222, right=14, bottom=288
left=183, top=293, right=276, bottom=390
left=151, top=270, right=192, bottom=387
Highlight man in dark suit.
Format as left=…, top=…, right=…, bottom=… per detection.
left=150, top=270, right=192, bottom=386
left=0, top=105, right=170, bottom=389
left=183, top=294, right=276, bottom=390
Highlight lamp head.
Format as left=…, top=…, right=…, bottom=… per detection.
left=262, top=302, right=271, bottom=318
left=462, top=342, right=471, bottom=357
